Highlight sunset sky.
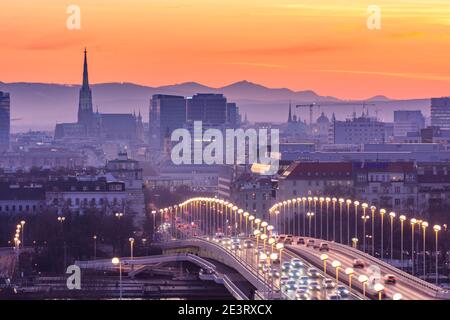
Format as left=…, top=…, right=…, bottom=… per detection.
left=1, top=0, right=449, bottom=99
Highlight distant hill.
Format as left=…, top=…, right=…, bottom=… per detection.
left=0, top=80, right=432, bottom=132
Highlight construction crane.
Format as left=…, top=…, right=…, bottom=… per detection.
left=296, top=102, right=376, bottom=125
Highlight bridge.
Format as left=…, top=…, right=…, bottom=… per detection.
left=77, top=196, right=449, bottom=300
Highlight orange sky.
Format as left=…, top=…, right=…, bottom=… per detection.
left=0, top=0, right=449, bottom=99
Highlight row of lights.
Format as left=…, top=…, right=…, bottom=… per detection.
left=12, top=220, right=26, bottom=249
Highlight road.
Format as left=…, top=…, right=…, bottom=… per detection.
left=287, top=238, right=438, bottom=300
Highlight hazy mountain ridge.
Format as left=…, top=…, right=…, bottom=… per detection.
left=0, top=80, right=432, bottom=132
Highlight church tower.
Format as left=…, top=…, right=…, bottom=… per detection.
left=77, top=48, right=94, bottom=131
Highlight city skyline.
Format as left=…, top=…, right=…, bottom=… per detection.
left=1, top=0, right=450, bottom=99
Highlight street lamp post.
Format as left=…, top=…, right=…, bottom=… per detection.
left=433, top=225, right=441, bottom=285
left=319, top=197, right=324, bottom=239
left=421, top=221, right=428, bottom=277
left=358, top=275, right=368, bottom=297
left=345, top=267, right=354, bottom=290
left=361, top=214, right=369, bottom=253
left=307, top=212, right=314, bottom=237
left=389, top=212, right=396, bottom=261
left=411, top=218, right=417, bottom=276
left=325, top=197, right=331, bottom=240
left=57, top=216, right=66, bottom=270
left=374, top=283, right=385, bottom=300
left=320, top=254, right=328, bottom=273
left=93, top=235, right=97, bottom=260
left=353, top=201, right=359, bottom=241
left=338, top=198, right=344, bottom=244
left=370, top=206, right=376, bottom=256
left=20, top=220, right=25, bottom=248
left=379, top=209, right=386, bottom=259
left=331, top=260, right=341, bottom=282
left=399, top=215, right=406, bottom=269
left=332, top=198, right=337, bottom=241
left=111, top=257, right=122, bottom=299
left=346, top=199, right=352, bottom=245
left=276, top=243, right=284, bottom=269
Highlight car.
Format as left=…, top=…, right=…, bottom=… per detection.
left=280, top=276, right=289, bottom=285
left=322, top=278, right=336, bottom=289
left=352, top=259, right=365, bottom=269
left=319, top=243, right=330, bottom=252
left=278, top=235, right=286, bottom=243
left=285, top=235, right=294, bottom=245
left=283, top=280, right=298, bottom=292
left=281, top=261, right=291, bottom=272
left=384, top=274, right=397, bottom=285
left=308, top=281, right=321, bottom=292
left=307, top=267, right=320, bottom=278
left=297, top=238, right=305, bottom=245
left=335, top=285, right=350, bottom=298
left=290, top=258, right=305, bottom=269
left=288, top=269, right=301, bottom=280
left=297, top=285, right=309, bottom=293
left=327, top=294, right=342, bottom=300
left=231, top=239, right=241, bottom=250
left=243, top=240, right=253, bottom=248
left=295, top=291, right=310, bottom=300
left=306, top=239, right=315, bottom=248
left=298, top=276, right=310, bottom=286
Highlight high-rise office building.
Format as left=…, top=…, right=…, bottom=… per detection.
left=393, top=110, right=425, bottom=136
left=0, top=91, right=10, bottom=152
left=149, top=94, right=186, bottom=148
left=226, top=102, right=239, bottom=128
left=187, top=93, right=227, bottom=125
left=431, top=97, right=450, bottom=129
left=330, top=115, right=385, bottom=144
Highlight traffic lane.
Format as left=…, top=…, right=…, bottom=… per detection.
left=289, top=244, right=424, bottom=300
left=289, top=243, right=433, bottom=300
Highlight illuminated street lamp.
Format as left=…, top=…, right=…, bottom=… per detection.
left=268, top=237, right=275, bottom=254
left=111, top=257, right=122, bottom=299
left=389, top=212, right=396, bottom=261
left=338, top=198, right=344, bottom=243
left=129, top=237, right=135, bottom=260
left=249, top=215, right=255, bottom=235
left=399, top=215, right=406, bottom=269
left=325, top=197, right=331, bottom=240
left=421, top=221, right=428, bottom=277
left=260, top=234, right=268, bottom=253
left=243, top=212, right=249, bottom=235
left=267, top=225, right=274, bottom=237
left=351, top=237, right=358, bottom=249
left=358, top=275, right=369, bottom=297
left=353, top=201, right=359, bottom=241
left=393, top=293, right=403, bottom=300
left=276, top=243, right=284, bottom=267
left=20, top=220, right=26, bottom=248
left=379, top=209, right=386, bottom=259
left=361, top=214, right=370, bottom=253
left=411, top=218, right=417, bottom=275
left=374, top=283, right=385, bottom=300
left=433, top=225, right=441, bottom=285
left=320, top=253, right=328, bottom=273
left=306, top=212, right=314, bottom=237
left=332, top=198, right=337, bottom=241
left=346, top=199, right=352, bottom=245
left=345, top=267, right=354, bottom=290
left=370, top=206, right=376, bottom=256
left=331, top=260, right=341, bottom=282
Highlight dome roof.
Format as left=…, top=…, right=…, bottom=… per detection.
left=317, top=112, right=329, bottom=124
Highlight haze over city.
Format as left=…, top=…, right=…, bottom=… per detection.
left=1, top=0, right=450, bottom=99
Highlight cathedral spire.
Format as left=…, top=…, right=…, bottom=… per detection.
left=82, top=48, right=89, bottom=89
